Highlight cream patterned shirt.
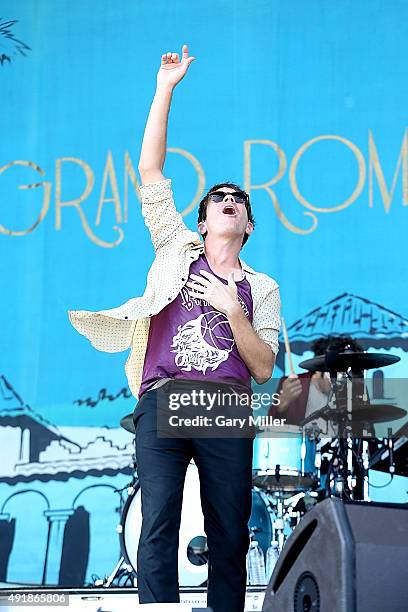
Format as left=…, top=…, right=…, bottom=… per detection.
left=68, top=179, right=281, bottom=399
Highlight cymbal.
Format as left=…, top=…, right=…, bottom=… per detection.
left=308, top=403, right=406, bottom=425
left=252, top=469, right=315, bottom=493
left=299, top=351, right=400, bottom=373
left=120, top=413, right=135, bottom=434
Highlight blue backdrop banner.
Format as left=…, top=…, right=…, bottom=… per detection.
left=0, top=0, right=407, bottom=587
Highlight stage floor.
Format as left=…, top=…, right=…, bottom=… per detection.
left=0, top=586, right=267, bottom=611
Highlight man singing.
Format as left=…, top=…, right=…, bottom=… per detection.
left=69, top=44, right=280, bottom=612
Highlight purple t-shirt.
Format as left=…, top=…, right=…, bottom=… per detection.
left=139, top=254, right=253, bottom=398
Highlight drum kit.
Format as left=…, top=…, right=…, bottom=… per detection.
left=102, top=348, right=405, bottom=588
left=251, top=348, right=405, bottom=555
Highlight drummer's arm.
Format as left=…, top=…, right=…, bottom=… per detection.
left=276, top=395, right=290, bottom=414
left=269, top=378, right=286, bottom=417
left=270, top=375, right=302, bottom=415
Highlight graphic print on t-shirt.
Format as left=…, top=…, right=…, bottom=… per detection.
left=138, top=254, right=254, bottom=398
left=180, top=285, right=250, bottom=317
left=170, top=310, right=234, bottom=373
left=171, top=284, right=250, bottom=374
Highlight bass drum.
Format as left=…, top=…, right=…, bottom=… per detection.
left=119, top=461, right=273, bottom=585
left=119, top=461, right=207, bottom=586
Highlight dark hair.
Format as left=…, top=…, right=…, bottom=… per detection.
left=197, top=182, right=255, bottom=247
left=311, top=335, right=364, bottom=356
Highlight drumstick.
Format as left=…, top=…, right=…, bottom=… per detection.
left=281, top=317, right=295, bottom=375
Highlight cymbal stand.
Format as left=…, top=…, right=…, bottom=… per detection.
left=331, top=369, right=370, bottom=501
left=100, top=445, right=139, bottom=588
left=273, top=493, right=286, bottom=553
left=362, top=439, right=370, bottom=499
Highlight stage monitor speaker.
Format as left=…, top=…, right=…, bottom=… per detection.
left=262, top=497, right=408, bottom=612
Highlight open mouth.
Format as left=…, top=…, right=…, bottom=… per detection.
left=222, top=204, right=237, bottom=216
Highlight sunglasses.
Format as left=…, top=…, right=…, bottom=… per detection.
left=208, top=190, right=248, bottom=205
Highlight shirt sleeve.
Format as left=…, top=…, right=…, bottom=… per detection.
left=253, top=283, right=281, bottom=355
left=139, top=178, right=199, bottom=251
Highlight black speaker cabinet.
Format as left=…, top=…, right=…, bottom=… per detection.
left=262, top=497, right=408, bottom=612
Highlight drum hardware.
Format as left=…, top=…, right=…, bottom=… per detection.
left=368, top=422, right=408, bottom=477
left=97, top=427, right=140, bottom=587
left=386, top=427, right=396, bottom=475
left=112, top=354, right=403, bottom=591
left=300, top=430, right=306, bottom=476
left=362, top=438, right=370, bottom=499
left=252, top=469, right=316, bottom=495
left=186, top=536, right=209, bottom=569
left=260, top=491, right=304, bottom=554
left=303, top=402, right=406, bottom=426
left=269, top=493, right=286, bottom=553
left=119, top=413, right=135, bottom=434
left=304, top=421, right=324, bottom=441
left=102, top=554, right=135, bottom=588
left=299, top=351, right=400, bottom=373
left=100, top=481, right=141, bottom=586
left=299, top=349, right=404, bottom=502
left=320, top=434, right=368, bottom=500
left=252, top=424, right=318, bottom=494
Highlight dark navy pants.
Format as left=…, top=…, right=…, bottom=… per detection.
left=133, top=386, right=253, bottom=612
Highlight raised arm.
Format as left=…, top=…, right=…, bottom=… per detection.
left=138, top=44, right=196, bottom=185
